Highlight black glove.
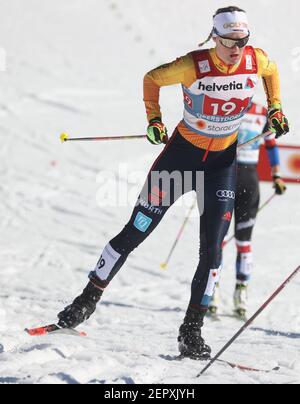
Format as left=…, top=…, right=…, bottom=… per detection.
left=273, top=175, right=287, bottom=195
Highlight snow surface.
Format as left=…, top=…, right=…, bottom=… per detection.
left=0, top=0, right=299, bottom=384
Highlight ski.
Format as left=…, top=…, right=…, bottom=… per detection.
left=25, top=324, right=87, bottom=337
left=216, top=359, right=280, bottom=373
left=169, top=355, right=279, bottom=373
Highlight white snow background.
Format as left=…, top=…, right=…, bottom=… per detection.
left=0, top=0, right=299, bottom=384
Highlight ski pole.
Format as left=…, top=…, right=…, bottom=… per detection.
left=237, top=130, right=273, bottom=150
left=223, top=193, right=277, bottom=248
left=197, top=265, right=300, bottom=377
left=60, top=129, right=272, bottom=145
left=160, top=198, right=198, bottom=270
left=60, top=133, right=147, bottom=143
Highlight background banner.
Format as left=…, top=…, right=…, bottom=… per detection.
left=258, top=145, right=300, bottom=183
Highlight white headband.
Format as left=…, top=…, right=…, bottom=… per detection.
left=213, top=11, right=249, bottom=37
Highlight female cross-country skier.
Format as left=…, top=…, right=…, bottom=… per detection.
left=208, top=102, right=287, bottom=320
left=56, top=6, right=289, bottom=360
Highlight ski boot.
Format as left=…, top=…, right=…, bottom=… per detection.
left=58, top=273, right=104, bottom=329
left=178, top=307, right=211, bottom=361
left=233, top=282, right=248, bottom=321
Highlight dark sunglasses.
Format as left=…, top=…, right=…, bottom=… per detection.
left=218, top=34, right=250, bottom=49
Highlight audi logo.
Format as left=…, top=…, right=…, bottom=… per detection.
left=216, top=190, right=236, bottom=199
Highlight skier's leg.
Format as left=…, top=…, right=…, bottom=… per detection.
left=57, top=186, right=172, bottom=329
left=179, top=158, right=237, bottom=359
left=234, top=164, right=260, bottom=315
left=235, top=164, right=260, bottom=283
left=191, top=161, right=237, bottom=312
left=58, top=130, right=192, bottom=328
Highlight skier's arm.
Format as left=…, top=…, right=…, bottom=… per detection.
left=144, top=54, right=196, bottom=122
left=256, top=49, right=289, bottom=138
left=255, top=49, right=282, bottom=109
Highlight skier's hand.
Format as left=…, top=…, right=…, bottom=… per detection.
left=273, top=176, right=287, bottom=195
left=268, top=108, right=289, bottom=139
left=147, top=118, right=168, bottom=145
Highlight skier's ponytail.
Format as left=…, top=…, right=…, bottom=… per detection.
left=198, top=29, right=214, bottom=48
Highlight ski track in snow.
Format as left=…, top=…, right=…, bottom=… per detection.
left=0, top=0, right=299, bottom=384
